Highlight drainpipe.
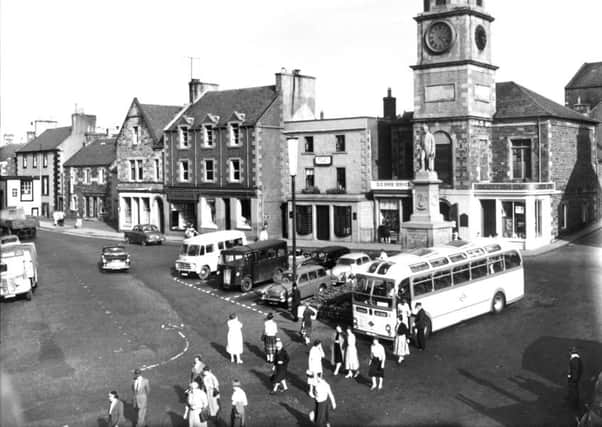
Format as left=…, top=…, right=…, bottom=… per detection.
left=537, top=118, right=542, bottom=182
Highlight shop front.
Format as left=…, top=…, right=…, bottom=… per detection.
left=371, top=180, right=412, bottom=244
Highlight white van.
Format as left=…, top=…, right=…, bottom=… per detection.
left=174, top=230, right=247, bottom=279
left=1, top=247, right=33, bottom=300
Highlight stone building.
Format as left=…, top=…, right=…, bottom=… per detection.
left=64, top=136, right=118, bottom=225
left=0, top=176, right=41, bottom=215
left=283, top=116, right=377, bottom=243
left=164, top=70, right=316, bottom=239
left=15, top=113, right=96, bottom=217
left=115, top=98, right=182, bottom=232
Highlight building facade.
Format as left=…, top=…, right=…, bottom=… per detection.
left=116, top=99, right=182, bottom=232
left=0, top=176, right=41, bottom=215
left=283, top=117, right=377, bottom=243
left=64, top=136, right=118, bottom=225
left=15, top=113, right=96, bottom=217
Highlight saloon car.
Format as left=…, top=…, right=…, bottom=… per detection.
left=330, top=252, right=372, bottom=284
left=99, top=246, right=131, bottom=271
left=124, top=224, right=165, bottom=246
left=307, top=246, right=350, bottom=270
left=258, top=264, right=330, bottom=306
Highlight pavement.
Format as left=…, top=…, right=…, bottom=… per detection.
left=38, top=217, right=602, bottom=257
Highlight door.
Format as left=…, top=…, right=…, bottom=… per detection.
left=316, top=205, right=330, bottom=241
left=481, top=199, right=496, bottom=238
left=224, top=198, right=231, bottom=230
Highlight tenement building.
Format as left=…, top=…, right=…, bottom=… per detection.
left=164, top=70, right=316, bottom=239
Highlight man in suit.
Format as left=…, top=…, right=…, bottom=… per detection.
left=290, top=283, right=301, bottom=322
left=132, top=368, right=150, bottom=427
left=108, top=391, right=125, bottom=427
left=567, top=347, right=582, bottom=410
left=413, top=303, right=427, bottom=351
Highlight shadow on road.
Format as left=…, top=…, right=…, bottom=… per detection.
left=281, top=327, right=304, bottom=345
left=280, top=402, right=313, bottom=426
left=245, top=341, right=265, bottom=361
left=173, top=384, right=188, bottom=404
left=210, top=342, right=230, bottom=362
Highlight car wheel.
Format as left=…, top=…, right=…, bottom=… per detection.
left=25, top=290, right=32, bottom=301
left=272, top=268, right=283, bottom=282
left=492, top=292, right=506, bottom=314
left=240, top=276, right=253, bottom=293
left=198, top=265, right=211, bottom=280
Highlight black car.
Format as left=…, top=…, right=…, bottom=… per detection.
left=308, top=246, right=350, bottom=270
left=99, top=246, right=131, bottom=271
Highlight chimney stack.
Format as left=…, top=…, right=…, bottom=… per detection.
left=383, top=87, right=396, bottom=119
left=189, top=79, right=219, bottom=103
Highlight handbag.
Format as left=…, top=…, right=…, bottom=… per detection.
left=199, top=407, right=209, bottom=422
left=213, top=388, right=219, bottom=398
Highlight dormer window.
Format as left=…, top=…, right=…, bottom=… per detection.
left=203, top=125, right=215, bottom=147
left=229, top=123, right=241, bottom=146
left=179, top=126, right=190, bottom=148
left=132, top=126, right=140, bottom=145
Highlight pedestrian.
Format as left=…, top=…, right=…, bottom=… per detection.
left=132, top=368, right=150, bottom=427
left=567, top=346, right=583, bottom=410
left=230, top=380, right=248, bottom=427
left=311, top=374, right=336, bottom=427
left=344, top=327, right=360, bottom=378
left=290, top=283, right=301, bottom=322
left=393, top=315, right=410, bottom=365
left=308, top=340, right=325, bottom=396
left=226, top=313, right=244, bottom=364
left=413, top=303, right=427, bottom=351
left=185, top=381, right=209, bottom=427
left=331, top=325, right=345, bottom=376
left=397, top=297, right=412, bottom=329
left=369, top=338, right=386, bottom=390
left=262, top=313, right=278, bottom=363
left=191, top=354, right=206, bottom=384
left=379, top=250, right=388, bottom=260
left=107, top=390, right=125, bottom=427
left=258, top=225, right=268, bottom=241
left=270, top=339, right=289, bottom=394
left=301, top=304, right=317, bottom=346
left=201, top=366, right=220, bottom=421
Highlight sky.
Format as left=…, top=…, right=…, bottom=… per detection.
left=1, top=0, right=601, bottom=143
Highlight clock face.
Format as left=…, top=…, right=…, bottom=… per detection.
left=425, top=21, right=454, bottom=54
left=475, top=25, right=487, bottom=50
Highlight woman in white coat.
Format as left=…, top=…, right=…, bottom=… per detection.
left=344, top=326, right=360, bottom=378
left=226, top=313, right=244, bottom=364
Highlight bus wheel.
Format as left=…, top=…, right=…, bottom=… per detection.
left=272, top=268, right=283, bottom=282
left=492, top=292, right=506, bottom=314
left=198, top=266, right=211, bottom=280
left=240, top=277, right=253, bottom=293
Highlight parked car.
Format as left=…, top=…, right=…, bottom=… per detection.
left=330, top=252, right=372, bottom=285
left=307, top=246, right=350, bottom=270
left=124, top=224, right=165, bottom=246
left=0, top=234, right=20, bottom=246
left=259, top=264, right=330, bottom=306
left=99, top=246, right=131, bottom=271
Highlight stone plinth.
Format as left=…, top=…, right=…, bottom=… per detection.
left=402, top=170, right=453, bottom=249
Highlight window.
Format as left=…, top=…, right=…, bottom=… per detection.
left=129, top=160, right=143, bottom=181
left=154, top=159, right=160, bottom=181
left=32, top=154, right=38, bottom=168
left=70, top=194, right=78, bottom=211
left=335, top=135, right=346, bottom=152
left=43, top=153, right=48, bottom=168
left=203, top=125, right=214, bottom=147
left=229, top=159, right=241, bottom=182
left=12, top=188, right=17, bottom=197
left=179, top=160, right=190, bottom=182
left=336, top=167, right=346, bottom=190
left=559, top=203, right=567, bottom=230
left=22, top=155, right=27, bottom=168
left=535, top=199, right=542, bottom=237
left=503, top=251, right=521, bottom=269
left=435, top=131, right=453, bottom=186
left=502, top=200, right=526, bottom=239
left=436, top=0, right=447, bottom=4
left=413, top=274, right=433, bottom=296
left=42, top=176, right=49, bottom=196
left=240, top=199, right=251, bottom=227
left=179, top=126, right=190, bottom=148
left=452, top=263, right=470, bottom=285
left=511, top=139, right=531, bottom=180
left=308, top=270, right=318, bottom=281
left=477, top=0, right=483, bottom=6
left=98, top=168, right=105, bottom=184
left=132, top=126, right=140, bottom=145
left=304, top=136, right=314, bottom=153
left=20, top=181, right=33, bottom=201
left=433, top=270, right=452, bottom=290
left=83, top=168, right=90, bottom=184
left=206, top=244, right=215, bottom=253
left=305, top=168, right=315, bottom=188
left=334, top=206, right=352, bottom=237
left=296, top=205, right=313, bottom=236
left=229, top=123, right=241, bottom=146
left=204, top=159, right=215, bottom=182
left=488, top=255, right=504, bottom=274
left=470, top=259, right=488, bottom=280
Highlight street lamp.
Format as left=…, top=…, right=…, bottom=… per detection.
left=287, top=137, right=299, bottom=292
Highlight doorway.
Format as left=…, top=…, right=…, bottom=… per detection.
left=480, top=199, right=496, bottom=238
left=155, top=197, right=165, bottom=233
left=316, top=205, right=330, bottom=240
left=224, top=198, right=231, bottom=230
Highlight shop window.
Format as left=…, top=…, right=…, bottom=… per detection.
left=304, top=136, right=314, bottom=153
left=305, top=168, right=314, bottom=188
left=296, top=205, right=313, bottom=236
left=335, top=135, right=346, bottom=152
left=334, top=206, right=352, bottom=237
left=535, top=199, right=543, bottom=237
left=240, top=199, right=251, bottom=228
left=20, top=181, right=33, bottom=201
left=502, top=200, right=526, bottom=239
left=434, top=131, right=453, bottom=186
left=511, top=139, right=531, bottom=180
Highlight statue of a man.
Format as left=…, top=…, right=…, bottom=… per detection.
left=420, top=124, right=436, bottom=171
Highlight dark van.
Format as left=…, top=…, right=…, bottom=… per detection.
left=219, top=240, right=288, bottom=292
left=308, top=245, right=350, bottom=270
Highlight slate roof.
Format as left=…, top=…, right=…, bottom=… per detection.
left=64, top=138, right=116, bottom=167
left=17, top=127, right=72, bottom=153
left=565, top=62, right=602, bottom=89
left=137, top=101, right=182, bottom=143
left=495, top=81, right=599, bottom=124
left=167, top=85, right=278, bottom=130
left=0, top=143, right=24, bottom=162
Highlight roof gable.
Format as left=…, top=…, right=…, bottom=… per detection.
left=17, top=127, right=72, bottom=153
left=63, top=138, right=116, bottom=167
left=134, top=99, right=182, bottom=145
left=565, top=62, right=602, bottom=89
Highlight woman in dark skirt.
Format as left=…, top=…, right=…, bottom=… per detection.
left=263, top=313, right=278, bottom=363
left=330, top=325, right=345, bottom=375
left=270, top=339, right=289, bottom=394
left=369, top=338, right=386, bottom=390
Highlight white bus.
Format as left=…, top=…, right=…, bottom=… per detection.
left=174, top=230, right=247, bottom=278
left=352, top=240, right=524, bottom=341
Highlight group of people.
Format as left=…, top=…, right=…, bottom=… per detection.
left=106, top=369, right=150, bottom=427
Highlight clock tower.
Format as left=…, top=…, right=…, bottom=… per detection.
left=411, top=0, right=497, bottom=189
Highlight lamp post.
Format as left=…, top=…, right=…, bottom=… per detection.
left=287, top=137, right=299, bottom=289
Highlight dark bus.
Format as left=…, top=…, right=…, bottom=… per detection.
left=219, top=240, right=288, bottom=292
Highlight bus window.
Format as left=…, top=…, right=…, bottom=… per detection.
left=354, top=277, right=371, bottom=294
left=470, top=259, right=487, bottom=279
left=449, top=253, right=467, bottom=263
left=368, top=262, right=381, bottom=273
left=187, top=245, right=201, bottom=256
left=413, top=274, right=433, bottom=296
left=452, top=263, right=470, bottom=285
left=485, top=244, right=502, bottom=253
left=206, top=244, right=215, bottom=253
left=373, top=280, right=393, bottom=297
left=504, top=251, right=521, bottom=269
left=488, top=255, right=504, bottom=274
left=398, top=279, right=410, bottom=300
left=467, top=248, right=485, bottom=258
left=409, top=262, right=429, bottom=273
left=234, top=238, right=244, bottom=246
left=433, top=270, right=452, bottom=290
left=277, top=248, right=286, bottom=257
left=429, top=257, right=449, bottom=268
left=218, top=241, right=225, bottom=250
left=377, top=263, right=392, bottom=275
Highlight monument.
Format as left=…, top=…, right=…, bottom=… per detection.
left=402, top=125, right=454, bottom=248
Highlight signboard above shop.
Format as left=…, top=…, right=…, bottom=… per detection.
left=314, top=155, right=332, bottom=166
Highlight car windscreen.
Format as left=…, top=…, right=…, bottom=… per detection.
left=223, top=253, right=244, bottom=263
left=142, top=225, right=158, bottom=232
left=103, top=247, right=125, bottom=254
left=336, top=258, right=355, bottom=266
left=181, top=244, right=201, bottom=256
